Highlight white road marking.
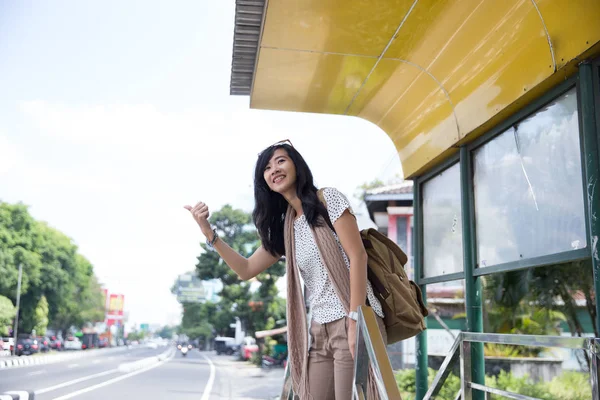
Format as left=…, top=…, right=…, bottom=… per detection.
left=35, top=369, right=118, bottom=394
left=67, top=363, right=79, bottom=369
left=50, top=353, right=174, bottom=400
left=27, top=370, right=46, bottom=376
left=200, top=354, right=216, bottom=400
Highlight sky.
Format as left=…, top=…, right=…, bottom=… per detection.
left=0, top=1, right=402, bottom=328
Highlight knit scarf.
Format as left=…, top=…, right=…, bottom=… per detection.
left=284, top=204, right=382, bottom=399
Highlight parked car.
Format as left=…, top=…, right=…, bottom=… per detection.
left=49, top=336, right=63, bottom=351
left=239, top=337, right=259, bottom=361
left=63, top=336, right=83, bottom=351
left=81, top=333, right=98, bottom=350
left=15, top=338, right=39, bottom=356
left=1, top=337, right=14, bottom=355
left=98, top=338, right=109, bottom=348
left=214, top=337, right=237, bottom=355
left=37, top=336, right=51, bottom=353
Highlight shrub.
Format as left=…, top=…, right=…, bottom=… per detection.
left=397, top=368, right=591, bottom=400
left=394, top=368, right=460, bottom=400
left=547, top=371, right=592, bottom=400
left=485, top=371, right=552, bottom=400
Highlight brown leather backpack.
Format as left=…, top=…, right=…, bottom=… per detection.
left=318, top=189, right=428, bottom=344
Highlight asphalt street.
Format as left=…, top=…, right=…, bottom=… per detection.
left=1, top=346, right=284, bottom=400
left=0, top=345, right=167, bottom=398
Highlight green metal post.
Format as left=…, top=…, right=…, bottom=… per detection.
left=579, top=61, right=600, bottom=335
left=460, top=146, right=485, bottom=400
left=414, top=178, right=429, bottom=399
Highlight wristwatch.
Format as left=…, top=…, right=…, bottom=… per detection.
left=347, top=311, right=359, bottom=321
left=206, top=228, right=219, bottom=249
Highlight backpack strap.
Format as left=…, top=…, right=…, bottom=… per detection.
left=316, top=188, right=336, bottom=233
left=316, top=188, right=326, bottom=206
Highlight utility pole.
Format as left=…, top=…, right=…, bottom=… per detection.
left=12, top=264, right=23, bottom=356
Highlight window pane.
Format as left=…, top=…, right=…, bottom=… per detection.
left=480, top=261, right=597, bottom=399
left=422, top=163, right=463, bottom=278
left=473, top=89, right=586, bottom=267
left=391, top=280, right=465, bottom=395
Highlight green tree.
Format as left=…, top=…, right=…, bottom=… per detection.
left=194, top=205, right=286, bottom=335
left=179, top=301, right=218, bottom=340
left=158, top=325, right=177, bottom=339
left=0, top=295, right=16, bottom=336
left=0, top=201, right=105, bottom=336
left=33, top=295, right=49, bottom=336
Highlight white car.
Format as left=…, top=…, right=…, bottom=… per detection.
left=1, top=337, right=14, bottom=355
left=63, top=336, right=83, bottom=350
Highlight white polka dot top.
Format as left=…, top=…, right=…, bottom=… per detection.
left=294, top=187, right=385, bottom=324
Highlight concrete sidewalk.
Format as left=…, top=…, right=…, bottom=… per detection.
left=208, top=353, right=284, bottom=400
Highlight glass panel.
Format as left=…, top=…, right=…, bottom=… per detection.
left=482, top=261, right=597, bottom=339
left=394, top=280, right=465, bottom=398
left=473, top=88, right=586, bottom=267
left=397, top=217, right=408, bottom=257
left=422, top=163, right=463, bottom=278
left=426, top=280, right=466, bottom=362
left=479, top=261, right=598, bottom=399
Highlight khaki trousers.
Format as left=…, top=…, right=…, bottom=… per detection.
left=307, top=317, right=387, bottom=400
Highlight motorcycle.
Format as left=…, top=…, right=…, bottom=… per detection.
left=177, top=343, right=192, bottom=357
left=261, top=353, right=287, bottom=368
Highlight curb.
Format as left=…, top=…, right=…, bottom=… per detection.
left=117, top=348, right=174, bottom=373
left=0, top=346, right=130, bottom=370
left=0, top=391, right=35, bottom=399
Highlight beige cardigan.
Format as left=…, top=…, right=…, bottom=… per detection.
left=284, top=203, right=383, bottom=399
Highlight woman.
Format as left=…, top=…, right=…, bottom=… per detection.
left=184, top=141, right=385, bottom=399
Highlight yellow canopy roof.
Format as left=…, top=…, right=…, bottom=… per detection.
left=231, top=0, right=600, bottom=177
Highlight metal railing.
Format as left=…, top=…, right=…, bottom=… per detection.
left=424, top=332, right=600, bottom=400
left=281, top=311, right=600, bottom=400
left=279, top=306, right=400, bottom=399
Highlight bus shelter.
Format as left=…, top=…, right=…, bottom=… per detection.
left=228, top=1, right=600, bottom=398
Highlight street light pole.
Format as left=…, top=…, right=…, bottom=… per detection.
left=12, top=263, right=23, bottom=356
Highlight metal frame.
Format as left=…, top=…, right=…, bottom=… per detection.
left=353, top=306, right=402, bottom=400
left=418, top=271, right=464, bottom=286
left=412, top=69, right=599, bottom=400
left=417, top=158, right=463, bottom=285
left=460, top=146, right=485, bottom=400
left=419, top=76, right=587, bottom=284
left=424, top=332, right=600, bottom=400
left=413, top=177, right=429, bottom=399
left=278, top=60, right=600, bottom=400
left=472, top=248, right=590, bottom=276
left=280, top=363, right=293, bottom=400
left=579, top=60, right=600, bottom=336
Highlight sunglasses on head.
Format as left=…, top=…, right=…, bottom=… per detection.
left=258, top=139, right=294, bottom=157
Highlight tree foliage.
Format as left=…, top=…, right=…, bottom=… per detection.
left=179, top=204, right=287, bottom=340
left=0, top=201, right=105, bottom=336
left=0, top=295, right=16, bottom=336
left=33, top=295, right=49, bottom=336
left=157, top=325, right=177, bottom=339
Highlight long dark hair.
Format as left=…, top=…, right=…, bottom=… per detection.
left=252, top=144, right=331, bottom=256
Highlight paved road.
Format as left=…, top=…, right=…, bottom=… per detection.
left=0, top=345, right=167, bottom=398
left=1, top=347, right=284, bottom=400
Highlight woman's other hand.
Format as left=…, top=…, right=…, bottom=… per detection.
left=347, top=319, right=357, bottom=359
